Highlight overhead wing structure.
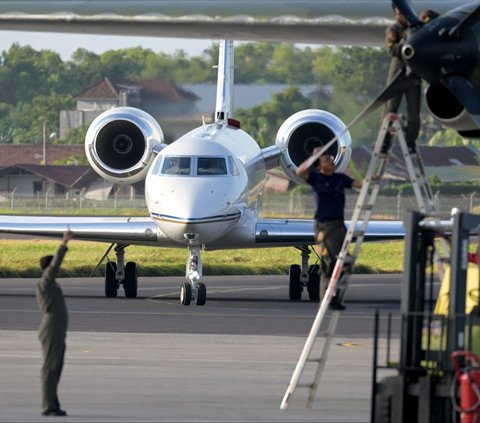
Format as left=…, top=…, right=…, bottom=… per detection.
left=0, top=1, right=464, bottom=46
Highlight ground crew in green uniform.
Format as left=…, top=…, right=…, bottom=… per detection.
left=37, top=229, right=73, bottom=417
left=296, top=149, right=363, bottom=309
left=382, top=3, right=422, bottom=154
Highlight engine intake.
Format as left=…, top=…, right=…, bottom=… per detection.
left=85, top=107, right=165, bottom=184
left=425, top=83, right=480, bottom=136
left=276, top=110, right=352, bottom=185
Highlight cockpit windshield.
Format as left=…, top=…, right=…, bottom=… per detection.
left=197, top=157, right=227, bottom=175
left=157, top=156, right=232, bottom=176
left=161, top=157, right=191, bottom=175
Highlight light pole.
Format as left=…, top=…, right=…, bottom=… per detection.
left=43, top=121, right=47, bottom=165
left=42, top=121, right=57, bottom=165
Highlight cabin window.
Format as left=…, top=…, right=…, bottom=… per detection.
left=228, top=156, right=240, bottom=176
left=151, top=156, right=162, bottom=175
left=197, top=157, right=227, bottom=176
left=161, top=156, right=191, bottom=176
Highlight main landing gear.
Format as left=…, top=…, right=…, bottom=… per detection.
left=180, top=236, right=206, bottom=306
left=289, top=246, right=321, bottom=302
left=104, top=244, right=138, bottom=298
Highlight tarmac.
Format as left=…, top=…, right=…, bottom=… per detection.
left=0, top=274, right=402, bottom=422
left=0, top=331, right=401, bottom=422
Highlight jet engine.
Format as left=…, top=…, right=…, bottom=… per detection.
left=276, top=109, right=352, bottom=185
left=425, top=84, right=480, bottom=138
left=85, top=107, right=165, bottom=184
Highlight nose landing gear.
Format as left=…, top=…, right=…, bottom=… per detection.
left=181, top=240, right=206, bottom=306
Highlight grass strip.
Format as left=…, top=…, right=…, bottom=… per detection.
left=0, top=239, right=404, bottom=278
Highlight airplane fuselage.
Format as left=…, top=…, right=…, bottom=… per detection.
left=145, top=121, right=265, bottom=246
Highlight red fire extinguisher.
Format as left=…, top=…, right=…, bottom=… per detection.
left=452, top=351, right=480, bottom=423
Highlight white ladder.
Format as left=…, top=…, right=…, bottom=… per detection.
left=280, top=113, right=449, bottom=410
left=395, top=122, right=450, bottom=278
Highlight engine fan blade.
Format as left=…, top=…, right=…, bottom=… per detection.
left=442, top=75, right=480, bottom=128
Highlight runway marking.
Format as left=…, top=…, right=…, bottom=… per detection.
left=337, top=341, right=367, bottom=347
left=0, top=308, right=397, bottom=321
left=150, top=286, right=282, bottom=299
left=0, top=352, right=306, bottom=365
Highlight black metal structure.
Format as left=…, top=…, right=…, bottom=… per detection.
left=371, top=211, right=480, bottom=423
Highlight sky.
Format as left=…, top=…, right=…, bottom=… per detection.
left=0, top=31, right=215, bottom=59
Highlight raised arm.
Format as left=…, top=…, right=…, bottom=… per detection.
left=295, top=147, right=322, bottom=181
left=41, top=230, right=73, bottom=285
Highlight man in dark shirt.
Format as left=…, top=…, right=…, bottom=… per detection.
left=382, top=3, right=422, bottom=154
left=296, top=149, right=363, bottom=308
left=37, top=229, right=72, bottom=417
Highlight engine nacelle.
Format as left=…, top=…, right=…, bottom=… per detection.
left=276, top=109, right=352, bottom=185
left=85, top=107, right=165, bottom=184
left=426, top=83, right=480, bottom=137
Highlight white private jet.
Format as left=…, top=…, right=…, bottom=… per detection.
left=0, top=39, right=404, bottom=305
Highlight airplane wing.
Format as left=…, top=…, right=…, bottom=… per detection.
left=0, top=1, right=464, bottom=47
left=254, top=218, right=404, bottom=247
left=0, top=215, right=178, bottom=247
left=0, top=214, right=404, bottom=249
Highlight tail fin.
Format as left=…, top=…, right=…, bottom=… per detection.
left=215, top=40, right=234, bottom=122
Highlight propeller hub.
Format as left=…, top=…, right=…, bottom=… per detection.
left=402, top=44, right=415, bottom=60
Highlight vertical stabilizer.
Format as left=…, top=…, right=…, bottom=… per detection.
left=215, top=40, right=234, bottom=122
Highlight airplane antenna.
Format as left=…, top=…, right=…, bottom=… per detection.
left=215, top=40, right=234, bottom=122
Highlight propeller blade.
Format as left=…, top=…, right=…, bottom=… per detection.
left=392, top=0, right=423, bottom=28
left=302, top=69, right=419, bottom=167
left=449, top=5, right=480, bottom=38
left=347, top=69, right=418, bottom=130
left=442, top=75, right=480, bottom=128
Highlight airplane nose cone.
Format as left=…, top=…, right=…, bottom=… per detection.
left=150, top=177, right=241, bottom=244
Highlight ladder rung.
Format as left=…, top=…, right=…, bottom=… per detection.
left=352, top=230, right=365, bottom=238
left=342, top=256, right=355, bottom=265
left=297, top=384, right=314, bottom=389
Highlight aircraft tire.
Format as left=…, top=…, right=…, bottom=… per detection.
left=124, top=261, right=138, bottom=298
left=307, top=265, right=320, bottom=301
left=105, top=262, right=118, bottom=298
left=180, top=282, right=192, bottom=306
left=196, top=282, right=206, bottom=306
left=289, top=264, right=302, bottom=301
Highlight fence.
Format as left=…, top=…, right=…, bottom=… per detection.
left=1, top=190, right=479, bottom=220
left=263, top=191, right=480, bottom=220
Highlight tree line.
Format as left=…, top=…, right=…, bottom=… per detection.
left=0, top=41, right=463, bottom=148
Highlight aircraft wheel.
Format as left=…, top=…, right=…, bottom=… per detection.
left=124, top=261, right=138, bottom=298
left=180, top=282, right=192, bottom=306
left=289, top=264, right=302, bottom=301
left=307, top=265, right=320, bottom=302
left=105, top=262, right=118, bottom=298
left=196, top=282, right=206, bottom=306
